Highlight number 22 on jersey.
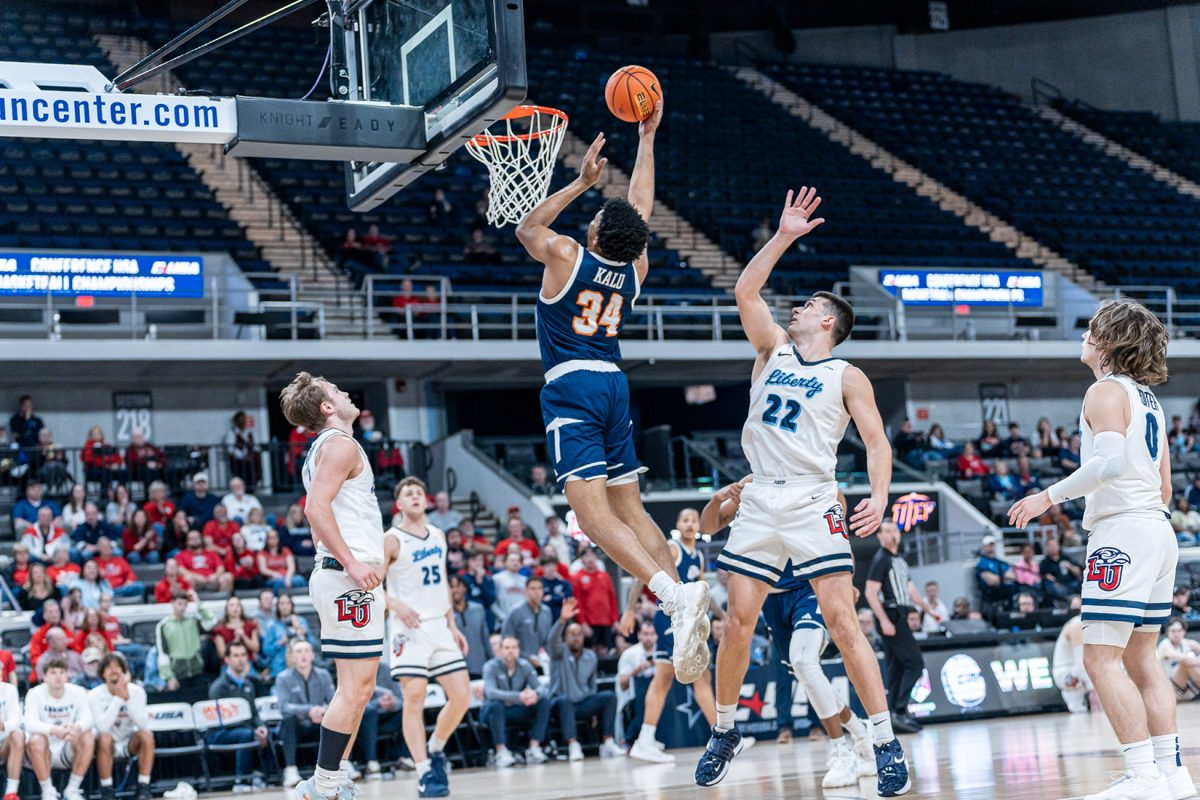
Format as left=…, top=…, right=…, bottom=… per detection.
left=573, top=290, right=623, bottom=337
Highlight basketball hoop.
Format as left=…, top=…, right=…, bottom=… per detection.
left=466, top=105, right=569, bottom=227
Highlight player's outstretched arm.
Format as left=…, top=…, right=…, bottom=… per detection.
left=736, top=188, right=825, bottom=355
left=304, top=436, right=380, bottom=590
left=516, top=133, right=607, bottom=275
left=628, top=101, right=661, bottom=222
left=843, top=366, right=890, bottom=537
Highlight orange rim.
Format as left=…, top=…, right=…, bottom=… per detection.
left=469, top=104, right=569, bottom=146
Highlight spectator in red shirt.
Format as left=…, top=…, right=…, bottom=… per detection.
left=29, top=599, right=73, bottom=676
left=122, top=507, right=161, bottom=565
left=0, top=649, right=14, bottom=685
left=256, top=529, right=306, bottom=592
left=81, top=424, right=126, bottom=486
left=956, top=441, right=990, bottom=479
left=202, top=503, right=240, bottom=556
left=125, top=429, right=165, bottom=485
left=362, top=223, right=392, bottom=267
left=226, top=532, right=261, bottom=590
left=22, top=506, right=68, bottom=561
left=212, top=595, right=260, bottom=660
left=390, top=277, right=419, bottom=316
left=494, top=517, right=540, bottom=562
left=6, top=542, right=31, bottom=587
left=176, top=529, right=234, bottom=593
left=154, top=557, right=191, bottom=603
left=95, top=537, right=144, bottom=599
left=570, top=547, right=619, bottom=655
left=47, top=546, right=81, bottom=589
left=70, top=607, right=115, bottom=654
left=286, top=425, right=317, bottom=478
left=143, top=480, right=176, bottom=528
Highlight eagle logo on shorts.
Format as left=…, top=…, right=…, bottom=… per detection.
left=1086, top=546, right=1131, bottom=592
left=392, top=632, right=408, bottom=659
left=823, top=505, right=847, bottom=540
left=334, top=589, right=373, bottom=628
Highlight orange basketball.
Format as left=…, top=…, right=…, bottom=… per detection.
left=605, top=65, right=661, bottom=123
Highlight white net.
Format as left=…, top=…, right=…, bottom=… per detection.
left=465, top=106, right=568, bottom=227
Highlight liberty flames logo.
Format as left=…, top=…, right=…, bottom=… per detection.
left=824, top=505, right=847, bottom=540
left=334, top=589, right=373, bottom=628
left=1087, top=546, right=1131, bottom=592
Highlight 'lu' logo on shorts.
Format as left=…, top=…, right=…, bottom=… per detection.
left=1086, top=546, right=1131, bottom=592
left=334, top=589, right=373, bottom=628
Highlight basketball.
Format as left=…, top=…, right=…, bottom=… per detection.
left=605, top=65, right=661, bottom=123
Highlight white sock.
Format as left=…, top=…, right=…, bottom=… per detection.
left=415, top=761, right=430, bottom=778
left=39, top=780, right=53, bottom=795
left=604, top=737, right=616, bottom=746
left=314, top=766, right=341, bottom=796
left=715, top=702, right=737, bottom=732
left=137, top=775, right=151, bottom=786
left=7, top=779, right=20, bottom=795
left=845, top=713, right=868, bottom=741
left=1153, top=734, right=1181, bottom=779
left=639, top=723, right=657, bottom=742
left=1122, top=738, right=1157, bottom=779
left=428, top=735, right=446, bottom=754
left=100, top=779, right=114, bottom=788
left=649, top=572, right=678, bottom=612
left=870, top=711, right=895, bottom=745
left=830, top=735, right=849, bottom=753
left=67, top=774, right=84, bottom=793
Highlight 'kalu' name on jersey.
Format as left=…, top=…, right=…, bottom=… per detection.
left=536, top=248, right=641, bottom=372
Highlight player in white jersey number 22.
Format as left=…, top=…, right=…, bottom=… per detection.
left=693, top=188, right=910, bottom=798
left=1010, top=299, right=1195, bottom=800
left=281, top=373, right=386, bottom=800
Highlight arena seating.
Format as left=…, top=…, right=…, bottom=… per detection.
left=0, top=9, right=272, bottom=275
left=526, top=48, right=1031, bottom=295
left=763, top=61, right=1200, bottom=295
left=1053, top=101, right=1200, bottom=188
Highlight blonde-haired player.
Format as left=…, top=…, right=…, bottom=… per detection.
left=281, top=372, right=385, bottom=800
left=1010, top=298, right=1191, bottom=800
left=381, top=476, right=469, bottom=798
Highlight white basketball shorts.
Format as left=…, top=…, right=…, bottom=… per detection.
left=388, top=617, right=467, bottom=681
left=310, top=562, right=386, bottom=660
left=1081, top=513, right=1176, bottom=647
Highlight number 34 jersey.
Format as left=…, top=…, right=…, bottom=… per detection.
left=1079, top=374, right=1168, bottom=528
left=743, top=348, right=851, bottom=480
left=384, top=523, right=449, bottom=623
left=536, top=247, right=640, bottom=373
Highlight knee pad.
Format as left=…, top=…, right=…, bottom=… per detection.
left=789, top=629, right=840, bottom=721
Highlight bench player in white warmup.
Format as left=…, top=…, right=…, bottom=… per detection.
left=1010, top=298, right=1195, bottom=800
left=282, top=373, right=386, bottom=800
left=0, top=661, right=21, bottom=800
left=381, top=476, right=470, bottom=797
left=90, top=653, right=154, bottom=800
left=693, top=188, right=910, bottom=797
left=25, top=658, right=94, bottom=800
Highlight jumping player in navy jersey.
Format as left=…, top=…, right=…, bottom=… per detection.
left=515, top=101, right=712, bottom=685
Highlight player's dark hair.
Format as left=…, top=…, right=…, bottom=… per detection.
left=526, top=575, right=544, bottom=588
left=42, top=657, right=68, bottom=674
left=595, top=198, right=650, bottom=264
left=813, top=291, right=854, bottom=345
left=226, top=641, right=249, bottom=658
left=98, top=652, right=129, bottom=677
left=394, top=476, right=428, bottom=498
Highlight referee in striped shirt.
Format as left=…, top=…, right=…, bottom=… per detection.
left=865, top=520, right=943, bottom=734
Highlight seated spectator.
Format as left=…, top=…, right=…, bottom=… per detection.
left=75, top=561, right=114, bottom=609
left=23, top=506, right=69, bottom=561
left=481, top=636, right=553, bottom=767
left=428, top=491, right=464, bottom=532
left=262, top=593, right=311, bottom=675
left=274, top=640, right=335, bottom=789
left=1172, top=587, right=1200, bottom=622
left=25, top=656, right=95, bottom=800
left=463, top=227, right=498, bottom=263
left=7, top=542, right=31, bottom=586
left=1014, top=455, right=1041, bottom=496
left=976, top=535, right=1019, bottom=609
left=141, top=481, right=175, bottom=528
left=428, top=187, right=454, bottom=226
left=616, top=620, right=657, bottom=745
left=257, top=529, right=306, bottom=592
left=61, top=484, right=88, bottom=532
left=542, top=516, right=574, bottom=566
left=72, top=503, right=120, bottom=562
left=212, top=596, right=260, bottom=661
left=1170, top=416, right=1195, bottom=457
left=157, top=590, right=214, bottom=692
left=278, top=504, right=314, bottom=556
left=891, top=418, right=927, bottom=467
left=81, top=426, right=126, bottom=487
left=1059, top=432, right=1082, bottom=474
left=47, top=548, right=81, bottom=590
left=222, top=477, right=263, bottom=524
left=927, top=423, right=957, bottom=456
left=13, top=479, right=60, bottom=534
left=30, top=599, right=73, bottom=674
left=250, top=589, right=276, bottom=630
left=502, top=576, right=554, bottom=670
left=20, top=563, right=59, bottom=611
left=1040, top=536, right=1083, bottom=603
left=207, top=641, right=274, bottom=791
left=202, top=504, right=240, bottom=556
left=90, top=652, right=155, bottom=800
left=1189, top=476, right=1200, bottom=510
left=105, top=484, right=135, bottom=529
left=94, top=538, right=143, bottom=599
left=463, top=550, right=497, bottom=630
left=537, top=553, right=574, bottom=620
left=62, top=588, right=85, bottom=629
left=164, top=511, right=191, bottom=558
left=449, top=576, right=489, bottom=677
left=71, top=608, right=114, bottom=655
left=153, top=559, right=191, bottom=604
left=97, top=595, right=148, bottom=678
left=336, top=228, right=377, bottom=286
left=1173, top=498, right=1200, bottom=545
left=920, top=581, right=949, bottom=634
left=457, top=518, right=485, bottom=551
left=125, top=431, right=165, bottom=486
left=1158, top=618, right=1200, bottom=700
left=178, top=472, right=220, bottom=528
left=1052, top=611, right=1091, bottom=713
left=530, top=464, right=554, bottom=496
left=1015, top=592, right=1038, bottom=615
left=1004, top=422, right=1033, bottom=458
left=122, top=508, right=161, bottom=565
left=1011, top=543, right=1042, bottom=591
left=32, top=427, right=69, bottom=491
left=227, top=534, right=261, bottom=591
left=956, top=441, right=989, bottom=479
left=570, top=547, right=619, bottom=654
left=362, top=223, right=392, bottom=269
left=1036, top=501, right=1081, bottom=547
left=907, top=609, right=926, bottom=640
left=950, top=596, right=973, bottom=620
left=177, top=529, right=235, bottom=593
left=976, top=419, right=1003, bottom=459
left=1035, top=417, right=1058, bottom=458
left=240, top=508, right=272, bottom=552
left=987, top=461, right=1021, bottom=502
left=750, top=216, right=772, bottom=253
left=548, top=600, right=622, bottom=761
left=494, top=517, right=540, bottom=562
left=492, top=552, right=527, bottom=624
left=36, top=627, right=86, bottom=682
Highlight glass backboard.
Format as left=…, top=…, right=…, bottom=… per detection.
left=344, top=0, right=526, bottom=211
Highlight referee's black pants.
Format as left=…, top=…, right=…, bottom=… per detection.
left=879, top=606, right=925, bottom=714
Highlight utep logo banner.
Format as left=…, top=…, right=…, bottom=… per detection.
left=1087, top=546, right=1131, bottom=592
left=891, top=492, right=936, bottom=532
left=335, top=589, right=374, bottom=628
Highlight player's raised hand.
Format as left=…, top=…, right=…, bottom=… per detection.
left=849, top=496, right=883, bottom=537
left=778, top=187, right=825, bottom=238
left=639, top=97, right=663, bottom=138
left=579, top=133, right=608, bottom=186
left=1007, top=489, right=1053, bottom=529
